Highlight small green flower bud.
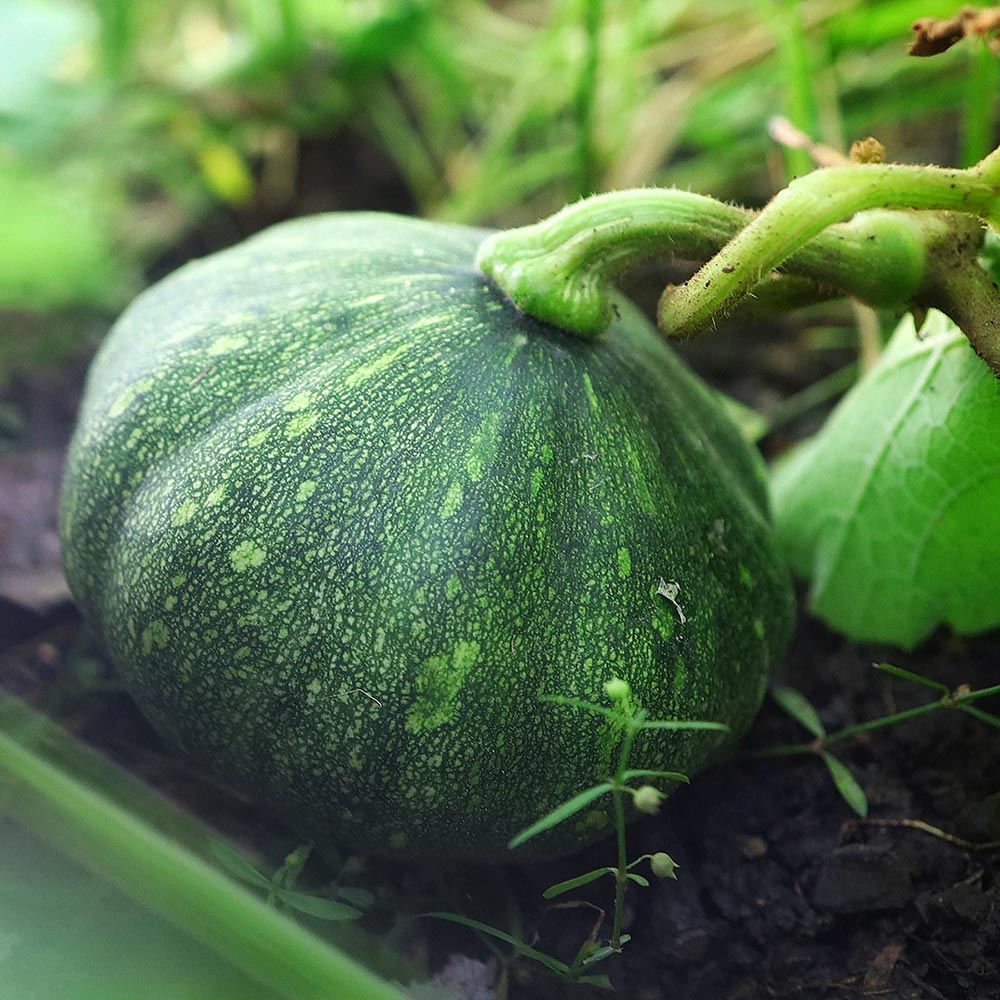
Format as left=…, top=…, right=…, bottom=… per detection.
left=632, top=785, right=664, bottom=815
left=604, top=677, right=631, bottom=702
left=650, top=852, right=679, bottom=879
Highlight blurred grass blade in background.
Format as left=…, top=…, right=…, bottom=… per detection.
left=0, top=692, right=416, bottom=1000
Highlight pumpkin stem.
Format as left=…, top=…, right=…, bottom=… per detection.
left=659, top=147, right=1000, bottom=339
left=477, top=189, right=935, bottom=338
left=478, top=147, right=1000, bottom=373
left=918, top=214, right=1000, bottom=375
left=476, top=189, right=758, bottom=337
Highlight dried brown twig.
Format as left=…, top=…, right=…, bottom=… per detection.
left=843, top=816, right=1000, bottom=851
left=910, top=6, right=1000, bottom=57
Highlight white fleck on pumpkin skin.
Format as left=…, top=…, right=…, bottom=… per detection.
left=60, top=213, right=794, bottom=862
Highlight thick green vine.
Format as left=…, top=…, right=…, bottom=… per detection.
left=477, top=146, right=1000, bottom=374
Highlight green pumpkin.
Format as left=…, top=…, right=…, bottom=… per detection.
left=60, top=213, right=793, bottom=861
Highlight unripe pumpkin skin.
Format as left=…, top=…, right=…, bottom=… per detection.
left=60, top=213, right=794, bottom=861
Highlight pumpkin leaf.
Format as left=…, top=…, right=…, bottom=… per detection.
left=625, top=873, right=650, bottom=887
left=507, top=783, right=615, bottom=849
left=542, top=866, right=617, bottom=899
left=771, top=310, right=1000, bottom=649
left=821, top=753, right=869, bottom=817
left=771, top=686, right=825, bottom=739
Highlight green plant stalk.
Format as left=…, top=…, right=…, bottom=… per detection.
left=476, top=189, right=929, bottom=336
left=960, top=684, right=1000, bottom=703
left=609, top=716, right=640, bottom=951
left=920, top=245, right=1000, bottom=374
left=96, top=0, right=132, bottom=81
left=574, top=0, right=603, bottom=197
left=480, top=148, right=1000, bottom=370
left=961, top=41, right=1000, bottom=168
left=0, top=727, right=408, bottom=1000
left=765, top=0, right=819, bottom=180
left=758, top=682, right=1000, bottom=759
left=659, top=149, right=1000, bottom=338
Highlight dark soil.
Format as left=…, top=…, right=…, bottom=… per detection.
left=2, top=129, right=998, bottom=1000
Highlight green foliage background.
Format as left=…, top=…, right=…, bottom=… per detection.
left=1, top=0, right=993, bottom=378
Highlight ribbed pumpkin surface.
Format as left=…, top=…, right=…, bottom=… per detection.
left=60, top=213, right=793, bottom=860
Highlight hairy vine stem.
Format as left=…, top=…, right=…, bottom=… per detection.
left=477, top=189, right=928, bottom=336
left=478, top=146, right=1000, bottom=375
left=659, top=147, right=1000, bottom=338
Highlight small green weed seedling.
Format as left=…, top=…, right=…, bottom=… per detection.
left=211, top=840, right=374, bottom=922
left=427, top=677, right=726, bottom=989
left=762, top=663, right=1000, bottom=817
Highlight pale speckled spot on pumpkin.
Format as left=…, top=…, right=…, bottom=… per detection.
left=344, top=343, right=411, bottom=388
left=296, top=480, right=317, bottom=502
left=625, top=445, right=655, bottom=515
left=230, top=540, right=267, bottom=572
left=582, top=372, right=602, bottom=418
left=753, top=617, right=766, bottom=640
left=141, top=619, right=170, bottom=654
left=529, top=467, right=545, bottom=500
left=502, top=332, right=528, bottom=365
left=617, top=547, right=631, bottom=579
left=284, top=411, right=320, bottom=438
left=171, top=499, right=198, bottom=526
left=406, top=640, right=480, bottom=733
left=207, top=333, right=248, bottom=356
left=445, top=574, right=462, bottom=600
left=465, top=412, right=501, bottom=482
left=206, top=484, right=227, bottom=506
left=108, top=377, right=154, bottom=418
left=739, top=564, right=755, bottom=590
left=283, top=391, right=313, bottom=412
left=440, top=480, right=464, bottom=518
left=245, top=427, right=271, bottom=448
left=673, top=655, right=687, bottom=695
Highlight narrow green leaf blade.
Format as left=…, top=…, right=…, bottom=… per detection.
left=771, top=686, right=826, bottom=738
left=542, top=867, right=616, bottom=899
left=278, top=892, right=362, bottom=922
left=420, top=914, right=568, bottom=976
left=582, top=936, right=629, bottom=966
left=959, top=704, right=1000, bottom=729
left=822, top=753, right=869, bottom=817
left=335, top=886, right=376, bottom=909
left=625, top=873, right=650, bottom=887
left=508, top=783, right=614, bottom=850
left=621, top=769, right=689, bottom=784
left=873, top=662, right=949, bottom=693
left=209, top=839, right=273, bottom=890
left=537, top=695, right=619, bottom=720
left=577, top=974, right=614, bottom=989
left=638, top=720, right=728, bottom=733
